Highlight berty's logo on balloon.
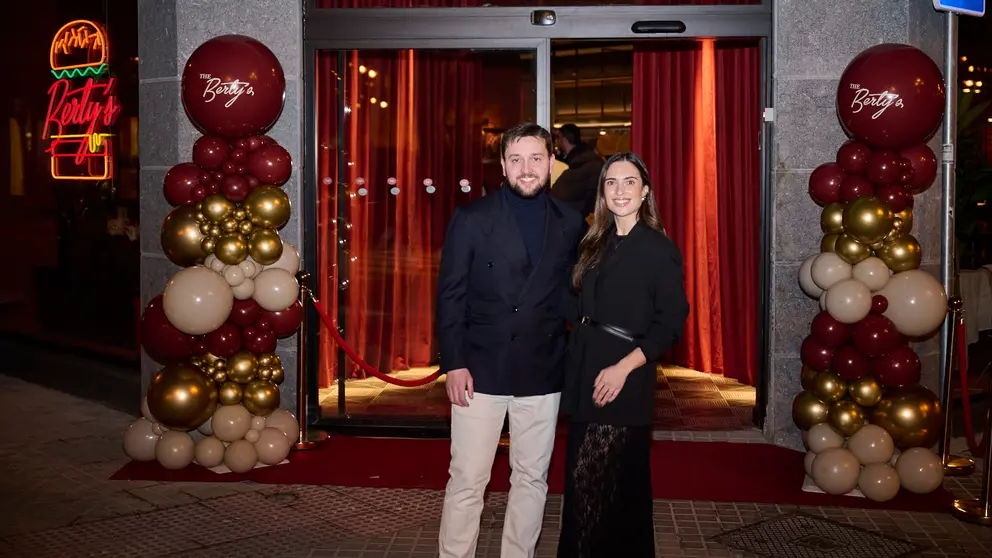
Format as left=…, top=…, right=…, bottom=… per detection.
left=847, top=86, right=905, bottom=121
left=197, top=73, right=256, bottom=108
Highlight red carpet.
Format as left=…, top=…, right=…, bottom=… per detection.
left=112, top=435, right=953, bottom=512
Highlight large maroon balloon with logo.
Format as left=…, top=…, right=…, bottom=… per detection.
left=181, top=35, right=286, bottom=139
left=836, top=44, right=945, bottom=150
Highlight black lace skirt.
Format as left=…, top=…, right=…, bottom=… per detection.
left=558, top=422, right=654, bottom=558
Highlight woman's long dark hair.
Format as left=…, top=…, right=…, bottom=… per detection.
left=570, top=151, right=666, bottom=290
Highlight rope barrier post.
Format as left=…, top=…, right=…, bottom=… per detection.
left=940, top=297, right=976, bottom=476
left=951, top=388, right=992, bottom=525
left=293, top=270, right=329, bottom=452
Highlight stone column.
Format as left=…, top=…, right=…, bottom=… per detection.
left=766, top=0, right=948, bottom=449
left=137, top=0, right=304, bottom=411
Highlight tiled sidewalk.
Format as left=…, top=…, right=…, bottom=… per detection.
left=2, top=374, right=992, bottom=557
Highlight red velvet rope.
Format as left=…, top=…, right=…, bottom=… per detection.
left=956, top=317, right=985, bottom=454
left=307, top=295, right=442, bottom=387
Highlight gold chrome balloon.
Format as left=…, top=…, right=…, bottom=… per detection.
left=270, top=367, right=285, bottom=385
left=239, top=220, right=254, bottom=235
left=161, top=206, right=207, bottom=267
left=820, top=233, right=840, bottom=253
left=227, top=350, right=259, bottom=384
left=215, top=233, right=249, bottom=265
left=146, top=363, right=219, bottom=430
left=875, top=234, right=921, bottom=272
left=258, top=354, right=275, bottom=367
left=895, top=208, right=913, bottom=234
left=258, top=367, right=273, bottom=381
left=242, top=380, right=281, bottom=416
left=218, top=381, right=244, bottom=405
left=829, top=400, right=867, bottom=436
left=843, top=196, right=895, bottom=245
left=813, top=372, right=847, bottom=404
left=233, top=208, right=247, bottom=221
left=244, top=186, right=292, bottom=229
left=792, top=391, right=829, bottom=430
left=249, top=228, right=284, bottom=265
left=820, top=203, right=846, bottom=235
left=870, top=385, right=943, bottom=449
left=849, top=375, right=884, bottom=408
left=212, top=370, right=228, bottom=384
left=801, top=365, right=820, bottom=392
left=201, top=194, right=236, bottom=223
left=834, top=234, right=871, bottom=265
left=222, top=217, right=239, bottom=233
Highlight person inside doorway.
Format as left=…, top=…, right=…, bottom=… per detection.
left=435, top=122, right=586, bottom=558
left=550, top=123, right=604, bottom=218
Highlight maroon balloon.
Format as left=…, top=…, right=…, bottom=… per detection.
left=871, top=345, right=922, bottom=388
left=808, top=163, right=845, bottom=206
left=192, top=336, right=209, bottom=356
left=248, top=144, right=293, bottom=185
left=800, top=336, right=834, bottom=372
left=211, top=170, right=224, bottom=183
left=222, top=160, right=238, bottom=175
left=899, top=143, right=939, bottom=194
left=836, top=140, right=873, bottom=175
left=207, top=182, right=220, bottom=195
left=162, top=163, right=201, bottom=206
left=836, top=44, right=945, bottom=149
left=243, top=325, right=277, bottom=354
left=871, top=294, right=889, bottom=314
left=229, top=148, right=248, bottom=164
left=839, top=175, right=875, bottom=202
left=875, top=184, right=914, bottom=213
left=205, top=322, right=243, bottom=357
left=810, top=311, right=851, bottom=348
left=245, top=175, right=261, bottom=190
left=221, top=175, right=250, bottom=202
left=140, top=295, right=194, bottom=363
left=257, top=300, right=304, bottom=338
left=192, top=184, right=208, bottom=202
left=192, top=135, right=229, bottom=170
left=866, top=150, right=904, bottom=185
left=831, top=345, right=870, bottom=381
left=229, top=298, right=263, bottom=327
left=247, top=136, right=264, bottom=151
left=181, top=35, right=286, bottom=139
left=852, top=314, right=902, bottom=358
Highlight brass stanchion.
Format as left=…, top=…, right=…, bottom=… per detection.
left=951, top=392, right=992, bottom=525
left=940, top=297, right=975, bottom=476
left=293, top=270, right=329, bottom=451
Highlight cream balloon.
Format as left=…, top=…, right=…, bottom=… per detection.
left=264, top=409, right=300, bottom=440
left=223, top=264, right=246, bottom=287
left=895, top=447, right=944, bottom=494
left=251, top=416, right=267, bottom=431
left=162, top=266, right=235, bottom=335
left=824, top=278, right=872, bottom=324
left=194, top=436, right=226, bottom=468
left=204, top=254, right=217, bottom=269
left=253, top=268, right=300, bottom=312
left=211, top=404, right=252, bottom=442
left=209, top=256, right=226, bottom=273
left=878, top=270, right=948, bottom=337
left=232, top=277, right=255, bottom=300
left=122, top=417, right=160, bottom=461
left=819, top=291, right=827, bottom=311
left=240, top=258, right=260, bottom=279
left=255, top=427, right=292, bottom=465
left=806, top=423, right=845, bottom=454
left=804, top=451, right=817, bottom=476
left=811, top=447, right=861, bottom=495
left=799, top=255, right=823, bottom=299
left=140, top=397, right=156, bottom=423
left=224, top=439, right=259, bottom=473
left=244, top=429, right=261, bottom=443
left=266, top=241, right=301, bottom=275
left=858, top=463, right=901, bottom=502
left=811, top=252, right=853, bottom=291
left=847, top=424, right=895, bottom=465
left=852, top=257, right=890, bottom=292
left=155, top=430, right=196, bottom=470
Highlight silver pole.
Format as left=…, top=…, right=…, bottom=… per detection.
left=939, top=11, right=958, bottom=404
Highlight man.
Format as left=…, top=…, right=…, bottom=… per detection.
left=549, top=123, right=604, bottom=218
left=436, top=122, right=585, bottom=558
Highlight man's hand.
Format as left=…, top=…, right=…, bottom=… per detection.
left=446, top=368, right=474, bottom=407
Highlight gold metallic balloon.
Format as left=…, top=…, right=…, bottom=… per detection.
left=213, top=358, right=227, bottom=370
left=272, top=355, right=282, bottom=367
left=239, top=220, right=254, bottom=235
left=199, top=222, right=212, bottom=235
left=146, top=363, right=219, bottom=430
left=270, top=367, right=285, bottom=385
left=849, top=375, right=884, bottom=408
left=820, top=233, right=840, bottom=254
left=870, top=385, right=943, bottom=449
left=875, top=234, right=921, bottom=272
left=222, top=218, right=240, bottom=233
left=244, top=186, right=292, bottom=229
left=227, top=350, right=259, bottom=384
left=218, top=381, right=244, bottom=405
left=842, top=196, right=895, bottom=245
left=209, top=225, right=223, bottom=237
left=820, top=202, right=846, bottom=235
left=258, top=354, right=275, bottom=367
left=200, top=237, right=216, bottom=254
left=215, top=233, right=249, bottom=265
left=212, top=370, right=228, bottom=384
left=895, top=208, right=913, bottom=234
left=242, top=380, right=281, bottom=416
left=233, top=208, right=247, bottom=221
left=792, top=391, right=830, bottom=430
left=829, top=400, right=867, bottom=436
left=249, top=228, right=284, bottom=265
left=834, top=234, right=872, bottom=265
left=201, top=194, right=236, bottom=223
left=161, top=206, right=208, bottom=267
left=801, top=365, right=820, bottom=392
left=258, top=367, right=273, bottom=381
left=813, top=372, right=847, bottom=404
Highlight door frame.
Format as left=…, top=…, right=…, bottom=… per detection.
left=300, top=3, right=774, bottom=436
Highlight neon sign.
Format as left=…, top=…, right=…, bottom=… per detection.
left=43, top=20, right=121, bottom=181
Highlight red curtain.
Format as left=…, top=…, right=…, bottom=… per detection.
left=632, top=39, right=761, bottom=386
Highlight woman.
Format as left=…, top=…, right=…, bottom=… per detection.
left=557, top=152, right=690, bottom=558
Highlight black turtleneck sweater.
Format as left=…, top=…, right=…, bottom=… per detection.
left=503, top=184, right=547, bottom=267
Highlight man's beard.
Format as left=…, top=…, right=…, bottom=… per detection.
left=507, top=174, right=549, bottom=199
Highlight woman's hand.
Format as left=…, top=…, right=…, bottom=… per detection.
left=593, top=363, right=632, bottom=406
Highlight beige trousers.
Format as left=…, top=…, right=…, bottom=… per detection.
left=438, top=392, right=561, bottom=558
